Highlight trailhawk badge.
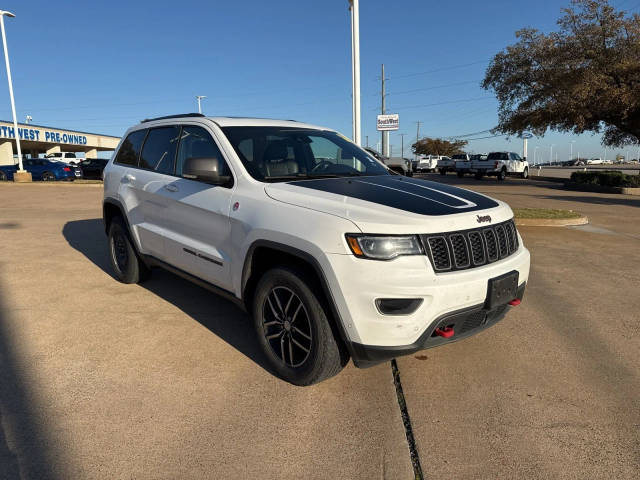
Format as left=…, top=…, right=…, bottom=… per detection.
left=476, top=214, right=492, bottom=223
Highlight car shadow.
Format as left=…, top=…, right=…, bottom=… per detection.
left=61, top=219, right=274, bottom=376
left=0, top=288, right=63, bottom=479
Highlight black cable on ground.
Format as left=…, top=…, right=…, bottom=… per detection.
left=391, top=359, right=424, bottom=480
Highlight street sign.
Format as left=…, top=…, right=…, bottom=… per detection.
left=520, top=132, right=533, bottom=139
left=377, top=114, right=399, bottom=131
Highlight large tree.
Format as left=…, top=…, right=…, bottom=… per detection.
left=482, top=0, right=640, bottom=147
left=412, top=137, right=468, bottom=156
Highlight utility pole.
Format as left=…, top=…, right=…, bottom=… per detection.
left=415, top=121, right=423, bottom=162
left=349, top=0, right=361, bottom=145
left=365, top=135, right=369, bottom=147
left=399, top=133, right=406, bottom=158
left=381, top=63, right=389, bottom=157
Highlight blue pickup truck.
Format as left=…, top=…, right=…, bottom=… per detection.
left=0, top=158, right=78, bottom=181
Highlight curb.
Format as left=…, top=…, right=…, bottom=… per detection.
left=563, top=181, right=640, bottom=195
left=515, top=216, right=589, bottom=227
left=0, top=181, right=103, bottom=187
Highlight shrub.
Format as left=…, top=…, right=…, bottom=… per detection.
left=570, top=170, right=640, bottom=187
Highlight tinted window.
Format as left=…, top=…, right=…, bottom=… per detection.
left=176, top=125, right=232, bottom=182
left=114, top=130, right=147, bottom=166
left=487, top=152, right=509, bottom=161
left=139, top=126, right=180, bottom=174
left=222, top=127, right=389, bottom=181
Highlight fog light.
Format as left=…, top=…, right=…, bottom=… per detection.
left=375, top=298, right=423, bottom=315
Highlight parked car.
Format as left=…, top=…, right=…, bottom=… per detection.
left=414, top=155, right=442, bottom=173
left=79, top=158, right=109, bottom=179
left=0, top=158, right=77, bottom=181
left=45, top=152, right=85, bottom=163
left=587, top=158, right=603, bottom=165
left=102, top=113, right=530, bottom=386
left=363, top=147, right=412, bottom=176
left=436, top=156, right=455, bottom=175
left=472, top=152, right=529, bottom=180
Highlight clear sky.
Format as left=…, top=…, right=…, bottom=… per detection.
left=1, top=0, right=639, bottom=161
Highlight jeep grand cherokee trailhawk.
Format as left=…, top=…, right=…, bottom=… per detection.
left=103, top=114, right=530, bottom=385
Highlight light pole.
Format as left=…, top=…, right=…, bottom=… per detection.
left=0, top=10, right=24, bottom=172
left=348, top=0, right=361, bottom=146
left=399, top=133, right=406, bottom=158
left=570, top=141, right=575, bottom=161
left=195, top=95, right=207, bottom=114
left=534, top=146, right=539, bottom=165
left=549, top=144, right=554, bottom=164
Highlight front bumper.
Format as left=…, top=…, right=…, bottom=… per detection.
left=349, top=282, right=525, bottom=367
left=322, top=245, right=530, bottom=348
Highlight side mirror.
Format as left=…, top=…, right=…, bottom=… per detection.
left=182, top=157, right=231, bottom=185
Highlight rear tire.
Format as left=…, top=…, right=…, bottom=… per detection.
left=108, top=217, right=150, bottom=284
left=0, top=171, right=6, bottom=181
left=521, top=167, right=529, bottom=179
left=498, top=167, right=507, bottom=181
left=439, top=168, right=446, bottom=175
left=457, top=170, right=464, bottom=178
left=252, top=267, right=348, bottom=386
left=42, top=171, right=55, bottom=181
left=474, top=171, right=484, bottom=180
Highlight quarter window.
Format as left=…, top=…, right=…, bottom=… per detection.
left=140, top=126, right=181, bottom=174
left=114, top=130, right=147, bottom=166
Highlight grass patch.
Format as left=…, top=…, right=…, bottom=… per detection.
left=73, top=179, right=103, bottom=184
left=513, top=208, right=582, bottom=219
left=570, top=170, right=640, bottom=187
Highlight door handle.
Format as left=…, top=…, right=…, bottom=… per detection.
left=164, top=184, right=179, bottom=193
left=121, top=173, right=136, bottom=184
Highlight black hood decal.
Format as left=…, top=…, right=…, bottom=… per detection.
left=287, top=176, right=499, bottom=216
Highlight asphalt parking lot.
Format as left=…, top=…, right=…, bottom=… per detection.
left=1, top=177, right=638, bottom=479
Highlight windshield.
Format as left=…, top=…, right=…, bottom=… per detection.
left=451, top=154, right=467, bottom=160
left=221, top=127, right=391, bottom=181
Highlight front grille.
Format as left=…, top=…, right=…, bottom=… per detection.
left=421, top=219, right=519, bottom=273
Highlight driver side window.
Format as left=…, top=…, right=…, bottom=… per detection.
left=176, top=126, right=232, bottom=185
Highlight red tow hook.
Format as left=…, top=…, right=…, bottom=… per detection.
left=508, top=299, right=521, bottom=306
left=434, top=326, right=455, bottom=338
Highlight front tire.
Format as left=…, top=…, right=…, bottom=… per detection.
left=521, top=167, right=529, bottom=179
left=108, top=217, right=150, bottom=284
left=42, top=171, right=55, bottom=181
left=252, top=267, right=348, bottom=386
left=439, top=168, right=447, bottom=175
left=457, top=170, right=464, bottom=178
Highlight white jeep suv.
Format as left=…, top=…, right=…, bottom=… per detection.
left=103, top=114, right=530, bottom=385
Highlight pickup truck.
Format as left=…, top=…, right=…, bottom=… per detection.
left=414, top=155, right=441, bottom=173
left=364, top=147, right=412, bottom=176
left=455, top=153, right=487, bottom=177
left=472, top=152, right=529, bottom=180
left=436, top=156, right=455, bottom=175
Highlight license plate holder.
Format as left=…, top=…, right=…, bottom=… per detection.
left=486, top=270, right=519, bottom=309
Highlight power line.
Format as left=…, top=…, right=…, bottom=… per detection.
left=384, top=96, right=494, bottom=111
left=387, top=80, right=481, bottom=97
left=387, top=59, right=489, bottom=81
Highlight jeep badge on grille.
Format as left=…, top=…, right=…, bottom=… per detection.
left=476, top=214, right=492, bottom=223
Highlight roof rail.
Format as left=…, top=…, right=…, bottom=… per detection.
left=141, top=113, right=205, bottom=123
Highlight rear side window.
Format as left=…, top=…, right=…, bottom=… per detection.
left=139, top=126, right=181, bottom=174
left=114, top=130, right=147, bottom=166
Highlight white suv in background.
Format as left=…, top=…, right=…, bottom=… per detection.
left=472, top=151, right=529, bottom=180
left=103, top=114, right=530, bottom=385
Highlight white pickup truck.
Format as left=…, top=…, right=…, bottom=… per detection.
left=414, top=155, right=445, bottom=173
left=472, top=151, right=529, bottom=180
left=436, top=156, right=455, bottom=175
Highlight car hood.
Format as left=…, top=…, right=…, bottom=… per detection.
left=264, top=175, right=512, bottom=234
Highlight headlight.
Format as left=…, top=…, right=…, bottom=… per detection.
left=345, top=234, right=423, bottom=260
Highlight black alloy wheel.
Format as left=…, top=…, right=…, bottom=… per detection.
left=261, top=286, right=313, bottom=368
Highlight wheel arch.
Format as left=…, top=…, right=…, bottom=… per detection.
left=241, top=240, right=352, bottom=353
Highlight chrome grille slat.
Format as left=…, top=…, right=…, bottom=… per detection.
left=421, top=219, right=519, bottom=273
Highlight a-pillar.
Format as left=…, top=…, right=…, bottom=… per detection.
left=85, top=148, right=98, bottom=159
left=46, top=145, right=61, bottom=156
left=0, top=140, right=13, bottom=166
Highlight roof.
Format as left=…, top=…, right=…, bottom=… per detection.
left=207, top=116, right=328, bottom=130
